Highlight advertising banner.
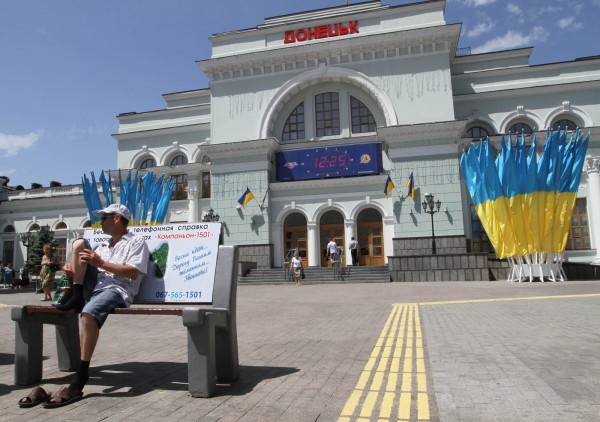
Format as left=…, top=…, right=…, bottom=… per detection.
left=83, top=223, right=221, bottom=303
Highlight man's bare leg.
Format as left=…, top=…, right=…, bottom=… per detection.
left=56, top=239, right=87, bottom=312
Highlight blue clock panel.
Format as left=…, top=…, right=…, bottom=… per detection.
left=276, top=143, right=383, bottom=182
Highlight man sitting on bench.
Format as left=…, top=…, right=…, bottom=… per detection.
left=44, top=203, right=150, bottom=407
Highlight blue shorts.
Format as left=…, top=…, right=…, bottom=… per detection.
left=82, top=288, right=126, bottom=328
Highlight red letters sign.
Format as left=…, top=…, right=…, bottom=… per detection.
left=284, top=21, right=359, bottom=44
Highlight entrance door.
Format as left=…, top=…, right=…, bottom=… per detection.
left=283, top=213, right=307, bottom=267
left=320, top=225, right=345, bottom=267
left=319, top=210, right=345, bottom=267
left=357, top=208, right=384, bottom=266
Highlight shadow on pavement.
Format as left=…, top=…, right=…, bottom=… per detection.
left=1, top=359, right=299, bottom=399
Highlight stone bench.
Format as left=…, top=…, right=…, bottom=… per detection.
left=11, top=244, right=239, bottom=398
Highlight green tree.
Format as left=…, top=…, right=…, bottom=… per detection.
left=27, top=225, right=57, bottom=276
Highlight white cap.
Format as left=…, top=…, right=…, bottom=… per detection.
left=92, top=203, right=131, bottom=221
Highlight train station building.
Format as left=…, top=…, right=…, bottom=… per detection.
left=2, top=0, right=600, bottom=278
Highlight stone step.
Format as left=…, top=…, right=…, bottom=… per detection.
left=240, top=266, right=390, bottom=284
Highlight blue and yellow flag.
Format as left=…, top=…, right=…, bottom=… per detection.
left=238, top=187, right=255, bottom=208
left=461, top=128, right=590, bottom=259
left=406, top=172, right=415, bottom=199
left=383, top=175, right=395, bottom=199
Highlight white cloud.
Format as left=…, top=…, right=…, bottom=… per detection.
left=471, top=26, right=550, bottom=54
left=0, top=130, right=42, bottom=157
left=467, top=21, right=496, bottom=38
left=507, top=3, right=522, bottom=14
left=558, top=16, right=584, bottom=30
left=539, top=6, right=563, bottom=14
left=464, top=0, right=496, bottom=6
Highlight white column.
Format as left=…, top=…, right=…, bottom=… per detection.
left=584, top=156, right=600, bottom=262
left=344, top=219, right=356, bottom=267
left=382, top=216, right=395, bottom=265
left=272, top=223, right=283, bottom=268
left=307, top=221, right=318, bottom=267
left=186, top=177, right=200, bottom=223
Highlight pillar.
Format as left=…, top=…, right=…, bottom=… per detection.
left=307, top=221, right=318, bottom=267
left=584, top=156, right=600, bottom=262
left=187, top=176, right=200, bottom=223
left=344, top=219, right=356, bottom=267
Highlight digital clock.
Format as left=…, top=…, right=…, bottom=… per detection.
left=276, top=143, right=383, bottom=182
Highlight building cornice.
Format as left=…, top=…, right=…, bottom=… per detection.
left=112, top=123, right=209, bottom=141
left=453, top=80, right=600, bottom=103
left=270, top=173, right=389, bottom=192
left=117, top=103, right=210, bottom=121
left=202, top=138, right=280, bottom=159
left=198, top=24, right=461, bottom=83
left=378, top=120, right=467, bottom=146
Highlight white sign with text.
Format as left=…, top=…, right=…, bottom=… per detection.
left=83, top=223, right=221, bottom=303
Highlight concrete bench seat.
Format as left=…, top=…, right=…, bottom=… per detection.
left=11, top=245, right=239, bottom=398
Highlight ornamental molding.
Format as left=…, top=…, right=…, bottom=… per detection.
left=259, top=66, right=398, bottom=138
left=198, top=24, right=461, bottom=81
left=378, top=120, right=467, bottom=145
left=202, top=138, right=280, bottom=159
left=585, top=155, right=600, bottom=173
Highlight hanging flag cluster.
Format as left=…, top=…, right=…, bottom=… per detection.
left=460, top=128, right=589, bottom=260
left=82, top=170, right=175, bottom=227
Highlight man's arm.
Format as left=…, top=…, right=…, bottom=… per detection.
left=78, top=248, right=142, bottom=281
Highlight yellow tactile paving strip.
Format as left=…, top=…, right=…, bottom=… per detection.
left=338, top=304, right=430, bottom=422
left=338, top=293, right=600, bottom=422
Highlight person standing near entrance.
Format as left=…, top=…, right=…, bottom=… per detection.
left=327, top=239, right=338, bottom=261
left=290, top=251, right=303, bottom=286
left=349, top=237, right=359, bottom=266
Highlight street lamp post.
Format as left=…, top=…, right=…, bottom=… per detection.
left=421, top=193, right=442, bottom=255
left=202, top=208, right=220, bottom=222
left=19, top=231, right=35, bottom=268
left=202, top=208, right=223, bottom=244
left=20, top=231, right=36, bottom=290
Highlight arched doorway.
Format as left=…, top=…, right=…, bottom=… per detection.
left=319, top=210, right=345, bottom=267
left=357, top=208, right=384, bottom=266
left=283, top=213, right=307, bottom=267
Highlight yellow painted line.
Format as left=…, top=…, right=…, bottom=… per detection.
left=394, top=292, right=600, bottom=307
left=380, top=391, right=395, bottom=419
left=398, top=392, right=411, bottom=420
left=340, top=389, right=363, bottom=417
left=339, top=303, right=434, bottom=421
left=418, top=393, right=430, bottom=420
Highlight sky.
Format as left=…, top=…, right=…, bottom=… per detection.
left=1, top=0, right=599, bottom=188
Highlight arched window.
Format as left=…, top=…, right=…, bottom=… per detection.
left=83, top=220, right=92, bottom=228
left=315, top=92, right=340, bottom=137
left=3, top=225, right=15, bottom=233
left=464, top=126, right=489, bottom=139
left=55, top=222, right=68, bottom=230
left=29, top=223, right=41, bottom=232
left=170, top=155, right=188, bottom=200
left=350, top=96, right=376, bottom=133
left=140, top=158, right=156, bottom=169
left=508, top=122, right=533, bottom=135
left=282, top=102, right=305, bottom=141
left=552, top=119, right=577, bottom=131
left=170, top=155, right=188, bottom=166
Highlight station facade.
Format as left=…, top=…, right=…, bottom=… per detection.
left=2, top=0, right=600, bottom=273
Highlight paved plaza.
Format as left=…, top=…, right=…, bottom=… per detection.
left=1, top=279, right=599, bottom=421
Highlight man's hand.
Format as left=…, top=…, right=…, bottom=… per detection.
left=62, top=263, right=74, bottom=279
left=79, top=249, right=104, bottom=268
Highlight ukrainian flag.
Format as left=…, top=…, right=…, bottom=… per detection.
left=383, top=175, right=395, bottom=199
left=238, top=187, right=255, bottom=208
left=461, top=128, right=589, bottom=259
left=406, top=172, right=415, bottom=199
